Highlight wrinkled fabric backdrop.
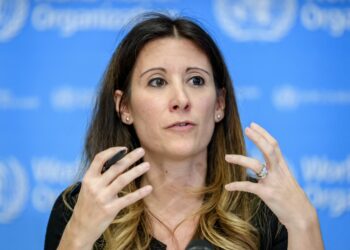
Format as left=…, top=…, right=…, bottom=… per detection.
left=0, top=0, right=349, bottom=249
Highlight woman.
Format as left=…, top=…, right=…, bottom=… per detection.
left=45, top=13, right=324, bottom=250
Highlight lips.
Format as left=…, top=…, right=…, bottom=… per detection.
left=166, top=121, right=196, bottom=133
left=167, top=121, right=195, bottom=128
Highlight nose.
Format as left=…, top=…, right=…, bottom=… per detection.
left=169, top=83, right=191, bottom=112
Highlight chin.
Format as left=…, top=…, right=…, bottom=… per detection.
left=164, top=143, right=207, bottom=160
left=141, top=137, right=210, bottom=160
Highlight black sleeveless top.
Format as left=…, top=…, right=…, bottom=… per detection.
left=44, top=183, right=288, bottom=250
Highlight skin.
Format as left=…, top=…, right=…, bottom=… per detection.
left=118, top=37, right=225, bottom=161
left=115, top=37, right=225, bottom=249
left=57, top=37, right=323, bottom=250
left=225, top=123, right=324, bottom=250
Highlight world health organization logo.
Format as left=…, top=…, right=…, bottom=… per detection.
left=214, top=0, right=297, bottom=41
left=0, top=0, right=29, bottom=42
left=0, top=158, right=28, bottom=223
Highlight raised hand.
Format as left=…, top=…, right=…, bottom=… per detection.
left=225, top=122, right=324, bottom=250
left=58, top=147, right=152, bottom=250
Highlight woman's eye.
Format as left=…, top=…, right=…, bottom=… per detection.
left=148, top=78, right=166, bottom=87
left=189, top=76, right=205, bottom=86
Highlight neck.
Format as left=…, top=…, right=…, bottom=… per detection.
left=141, top=150, right=207, bottom=226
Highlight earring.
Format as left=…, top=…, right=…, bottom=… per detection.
left=125, top=116, right=130, bottom=123
left=216, top=114, right=221, bottom=121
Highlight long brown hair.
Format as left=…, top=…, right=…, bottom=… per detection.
left=79, top=13, right=261, bottom=249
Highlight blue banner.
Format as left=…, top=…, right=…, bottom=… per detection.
left=0, top=0, right=349, bottom=249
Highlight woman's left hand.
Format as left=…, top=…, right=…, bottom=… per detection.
left=225, top=122, right=321, bottom=239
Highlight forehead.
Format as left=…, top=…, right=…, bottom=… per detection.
left=134, top=37, right=212, bottom=72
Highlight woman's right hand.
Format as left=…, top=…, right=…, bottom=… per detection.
left=58, top=147, right=152, bottom=250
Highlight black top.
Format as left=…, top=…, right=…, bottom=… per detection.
left=45, top=183, right=288, bottom=250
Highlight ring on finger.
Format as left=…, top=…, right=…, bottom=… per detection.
left=256, top=163, right=268, bottom=179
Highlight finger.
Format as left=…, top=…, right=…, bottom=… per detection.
left=107, top=162, right=150, bottom=195
left=102, top=147, right=145, bottom=185
left=250, top=122, right=283, bottom=160
left=88, top=147, right=128, bottom=177
left=225, top=181, right=262, bottom=197
left=225, top=154, right=263, bottom=174
left=112, top=185, right=153, bottom=212
left=245, top=127, right=278, bottom=167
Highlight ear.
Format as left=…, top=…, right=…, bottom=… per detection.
left=215, top=88, right=226, bottom=123
left=114, top=90, right=133, bottom=124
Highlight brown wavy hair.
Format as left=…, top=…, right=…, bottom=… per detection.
left=73, top=13, right=264, bottom=249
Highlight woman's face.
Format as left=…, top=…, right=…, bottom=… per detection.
left=115, top=37, right=225, bottom=160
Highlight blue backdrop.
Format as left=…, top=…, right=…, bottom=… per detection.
left=1, top=0, right=349, bottom=249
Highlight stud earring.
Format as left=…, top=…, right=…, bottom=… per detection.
left=216, top=114, right=221, bottom=121
left=125, top=116, right=130, bottom=123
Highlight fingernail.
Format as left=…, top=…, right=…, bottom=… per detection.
left=142, top=162, right=150, bottom=170
left=225, top=184, right=236, bottom=191
left=144, top=185, right=153, bottom=192
left=251, top=122, right=259, bottom=128
left=225, top=154, right=234, bottom=161
left=119, top=148, right=128, bottom=154
left=136, top=147, right=145, bottom=154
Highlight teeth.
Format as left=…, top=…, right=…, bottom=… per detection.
left=178, top=123, right=187, bottom=126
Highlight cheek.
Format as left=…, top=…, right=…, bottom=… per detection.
left=198, top=93, right=217, bottom=118
left=195, top=93, right=217, bottom=136
left=129, top=93, right=163, bottom=134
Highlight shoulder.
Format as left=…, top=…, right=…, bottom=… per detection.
left=44, top=182, right=81, bottom=250
left=51, top=182, right=81, bottom=218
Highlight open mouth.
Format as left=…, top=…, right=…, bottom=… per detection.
left=176, top=122, right=191, bottom=127
left=167, top=121, right=196, bottom=130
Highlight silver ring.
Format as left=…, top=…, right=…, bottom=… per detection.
left=256, top=163, right=268, bottom=179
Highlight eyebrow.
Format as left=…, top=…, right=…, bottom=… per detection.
left=140, top=67, right=166, bottom=77
left=186, top=67, right=210, bottom=76
left=139, top=66, right=211, bottom=78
